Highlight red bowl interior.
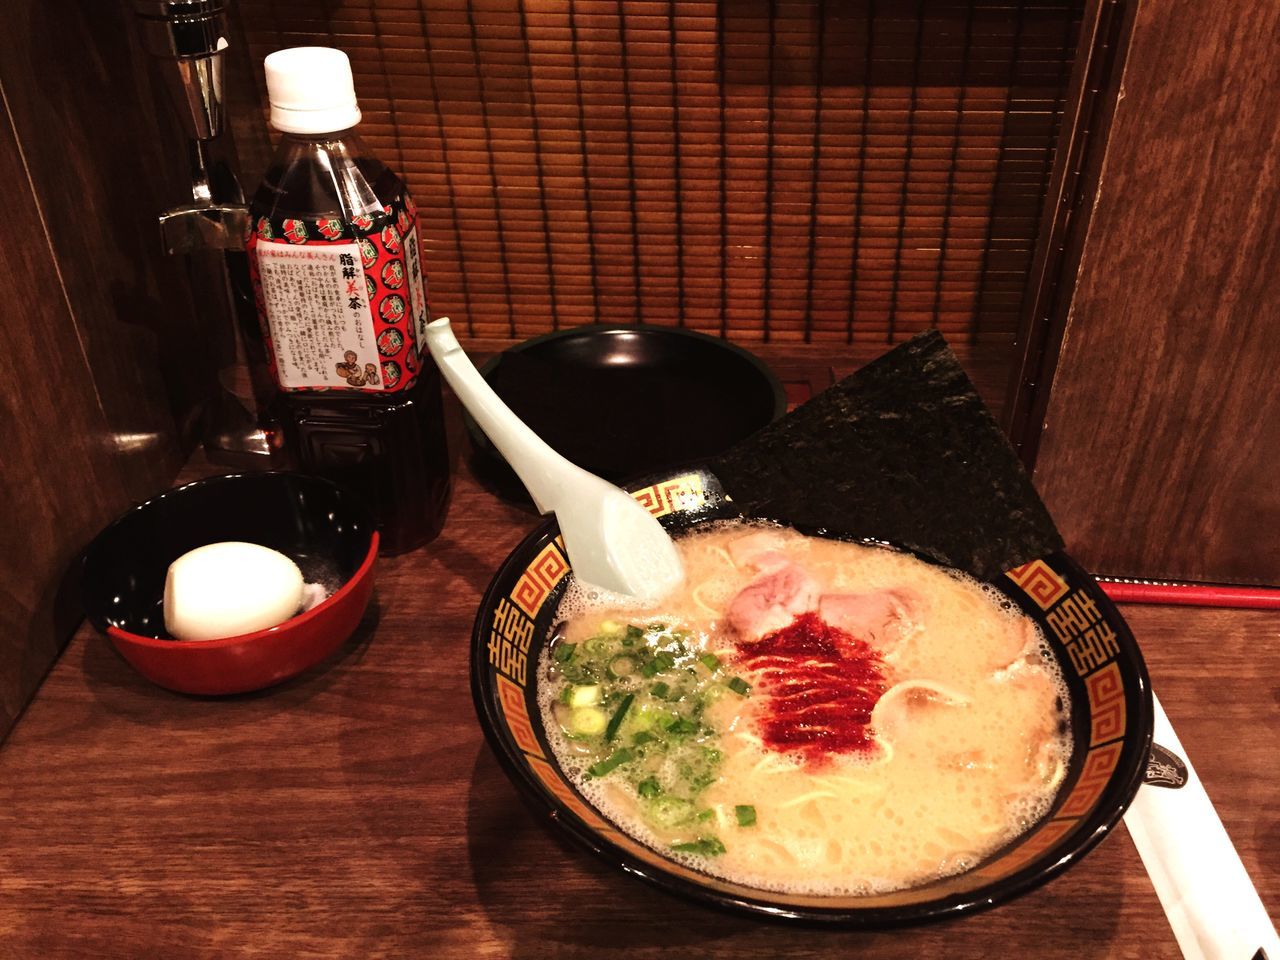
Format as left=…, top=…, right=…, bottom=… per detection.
left=106, top=533, right=377, bottom=695
left=83, top=472, right=380, bottom=695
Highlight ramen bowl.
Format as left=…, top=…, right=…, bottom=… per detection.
left=470, top=466, right=1153, bottom=926
left=82, top=471, right=378, bottom=696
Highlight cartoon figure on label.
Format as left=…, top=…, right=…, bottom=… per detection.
left=359, top=238, right=378, bottom=270
left=365, top=274, right=377, bottom=301
left=381, top=226, right=401, bottom=255
left=377, top=328, right=404, bottom=356
left=335, top=350, right=381, bottom=387
left=255, top=217, right=275, bottom=241
left=382, top=260, right=405, bottom=289
left=351, top=213, right=376, bottom=233
left=282, top=219, right=309, bottom=244
left=316, top=217, right=344, bottom=240
left=380, top=295, right=406, bottom=325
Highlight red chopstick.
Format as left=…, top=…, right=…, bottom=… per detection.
left=1096, top=578, right=1280, bottom=610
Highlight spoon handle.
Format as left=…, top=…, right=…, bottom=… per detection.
left=424, top=317, right=579, bottom=515
left=1123, top=692, right=1279, bottom=960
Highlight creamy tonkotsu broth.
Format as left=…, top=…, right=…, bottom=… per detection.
left=538, top=521, right=1072, bottom=895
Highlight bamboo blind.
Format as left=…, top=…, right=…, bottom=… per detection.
left=230, top=0, right=1082, bottom=344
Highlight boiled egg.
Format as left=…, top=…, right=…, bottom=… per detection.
left=163, top=541, right=306, bottom=641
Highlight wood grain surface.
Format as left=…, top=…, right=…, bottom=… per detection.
left=1031, top=1, right=1280, bottom=585
left=0, top=82, right=135, bottom=741
left=0, top=384, right=1274, bottom=959
left=0, top=2, right=215, bottom=736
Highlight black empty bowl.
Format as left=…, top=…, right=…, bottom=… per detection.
left=465, top=325, right=786, bottom=491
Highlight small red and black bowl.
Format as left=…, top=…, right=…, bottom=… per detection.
left=82, top=472, right=378, bottom=696
left=470, top=465, right=1153, bottom=927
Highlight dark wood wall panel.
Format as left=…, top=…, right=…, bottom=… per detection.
left=0, top=97, right=130, bottom=735
left=228, top=0, right=1082, bottom=345
left=1032, top=1, right=1280, bottom=584
left=0, top=1, right=208, bottom=737
left=0, top=1, right=205, bottom=501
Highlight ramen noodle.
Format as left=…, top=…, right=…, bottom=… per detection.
left=538, top=521, right=1072, bottom=896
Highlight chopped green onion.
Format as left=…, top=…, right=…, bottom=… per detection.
left=735, top=805, right=757, bottom=827
left=625, top=625, right=644, bottom=642
left=647, top=623, right=667, bottom=633
left=695, top=808, right=714, bottom=822
left=647, top=796, right=694, bottom=827
left=604, top=694, right=634, bottom=742
left=641, top=653, right=674, bottom=678
left=698, top=652, right=720, bottom=671
left=554, top=642, right=577, bottom=663
left=632, top=731, right=656, bottom=746
left=583, top=636, right=611, bottom=655
left=570, top=684, right=601, bottom=707
left=670, top=836, right=726, bottom=857
left=727, top=676, right=751, bottom=696
left=649, top=680, right=670, bottom=699
left=666, top=717, right=697, bottom=735
left=637, top=777, right=662, bottom=798
left=608, top=654, right=637, bottom=678
left=587, top=748, right=633, bottom=778
left=569, top=707, right=607, bottom=737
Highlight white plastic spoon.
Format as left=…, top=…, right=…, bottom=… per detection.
left=1124, top=691, right=1279, bottom=960
left=425, top=317, right=684, bottom=601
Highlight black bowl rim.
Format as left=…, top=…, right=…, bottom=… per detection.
left=81, top=470, right=379, bottom=639
left=463, top=324, right=789, bottom=466
left=469, top=475, right=1154, bottom=927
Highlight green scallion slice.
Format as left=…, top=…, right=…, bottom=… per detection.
left=553, top=642, right=577, bottom=663
left=604, top=694, right=634, bottom=742
left=637, top=777, right=662, bottom=798
left=727, top=676, right=751, bottom=696
left=666, top=717, right=697, bottom=735
left=670, top=836, right=726, bottom=857
left=649, top=680, right=670, bottom=698
left=608, top=654, right=637, bottom=678
left=587, top=748, right=633, bottom=778
left=735, top=805, right=757, bottom=827
left=583, top=636, right=611, bottom=655
left=698, top=652, right=720, bottom=671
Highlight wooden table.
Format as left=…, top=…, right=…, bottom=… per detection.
left=1, top=347, right=1275, bottom=958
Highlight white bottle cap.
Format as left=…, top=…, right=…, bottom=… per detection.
left=264, top=47, right=362, bottom=135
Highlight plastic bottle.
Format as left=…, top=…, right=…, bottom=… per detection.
left=247, top=46, right=449, bottom=554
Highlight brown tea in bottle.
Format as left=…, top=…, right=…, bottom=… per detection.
left=247, top=47, right=449, bottom=554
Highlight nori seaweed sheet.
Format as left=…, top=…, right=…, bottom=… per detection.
left=707, top=331, right=1063, bottom=581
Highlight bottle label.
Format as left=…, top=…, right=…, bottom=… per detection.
left=247, top=191, right=429, bottom=393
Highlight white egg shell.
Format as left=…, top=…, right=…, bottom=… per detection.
left=163, top=541, right=306, bottom=641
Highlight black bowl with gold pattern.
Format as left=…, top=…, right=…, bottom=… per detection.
left=470, top=467, right=1153, bottom=926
